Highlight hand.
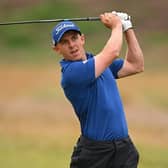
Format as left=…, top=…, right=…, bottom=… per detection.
left=112, top=11, right=133, bottom=32
left=100, top=12, right=122, bottom=30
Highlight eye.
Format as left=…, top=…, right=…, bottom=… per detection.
left=60, top=40, right=68, bottom=45
left=71, top=34, right=78, bottom=41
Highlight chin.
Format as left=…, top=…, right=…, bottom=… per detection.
left=72, top=54, right=81, bottom=61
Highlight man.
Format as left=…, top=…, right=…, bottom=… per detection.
left=51, top=11, right=144, bottom=168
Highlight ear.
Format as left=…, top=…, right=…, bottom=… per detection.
left=81, top=34, right=85, bottom=45
left=52, top=45, right=61, bottom=54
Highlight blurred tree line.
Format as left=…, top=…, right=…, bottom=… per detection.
left=0, top=0, right=167, bottom=67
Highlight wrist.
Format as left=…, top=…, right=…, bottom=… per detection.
left=113, top=21, right=123, bottom=29
left=122, top=20, right=133, bottom=32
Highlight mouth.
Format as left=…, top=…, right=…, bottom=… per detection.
left=70, top=49, right=79, bottom=56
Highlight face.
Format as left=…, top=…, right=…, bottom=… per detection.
left=53, top=31, right=86, bottom=61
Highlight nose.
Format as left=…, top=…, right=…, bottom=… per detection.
left=68, top=40, right=75, bottom=48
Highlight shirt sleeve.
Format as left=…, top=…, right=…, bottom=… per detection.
left=109, top=58, right=124, bottom=79
left=62, top=58, right=95, bottom=87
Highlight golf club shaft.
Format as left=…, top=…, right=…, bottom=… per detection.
left=0, top=17, right=100, bottom=26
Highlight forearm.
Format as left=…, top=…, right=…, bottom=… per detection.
left=100, top=24, right=123, bottom=64
left=94, top=13, right=123, bottom=77
left=125, top=29, right=144, bottom=72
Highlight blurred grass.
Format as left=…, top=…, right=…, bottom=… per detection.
left=0, top=137, right=71, bottom=168
left=144, top=89, right=168, bottom=110
left=0, top=136, right=168, bottom=168
left=0, top=69, right=168, bottom=168
left=138, top=144, right=168, bottom=168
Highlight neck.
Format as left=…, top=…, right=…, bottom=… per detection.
left=81, top=49, right=87, bottom=61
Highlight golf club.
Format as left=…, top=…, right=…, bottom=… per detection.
left=0, top=17, right=100, bottom=26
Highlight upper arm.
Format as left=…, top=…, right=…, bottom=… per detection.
left=94, top=54, right=107, bottom=78
left=94, top=53, right=119, bottom=78
left=117, top=60, right=142, bottom=78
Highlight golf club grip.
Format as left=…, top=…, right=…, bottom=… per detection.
left=0, top=17, right=100, bottom=26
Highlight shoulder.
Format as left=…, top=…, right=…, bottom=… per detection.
left=109, top=58, right=124, bottom=79
left=60, top=59, right=72, bottom=73
left=60, top=55, right=95, bottom=86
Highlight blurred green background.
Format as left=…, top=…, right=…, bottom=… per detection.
left=0, top=0, right=168, bottom=168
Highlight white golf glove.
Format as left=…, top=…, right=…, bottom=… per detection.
left=112, top=11, right=133, bottom=32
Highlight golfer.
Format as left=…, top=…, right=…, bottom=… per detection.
left=51, top=11, right=144, bottom=168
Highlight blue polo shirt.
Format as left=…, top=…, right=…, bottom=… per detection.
left=60, top=53, right=128, bottom=140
